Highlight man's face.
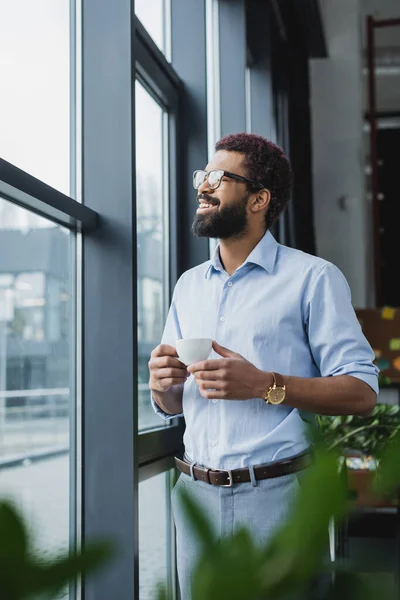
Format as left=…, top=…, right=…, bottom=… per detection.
left=191, top=150, right=251, bottom=240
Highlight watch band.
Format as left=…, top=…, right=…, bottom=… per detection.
left=272, top=372, right=285, bottom=388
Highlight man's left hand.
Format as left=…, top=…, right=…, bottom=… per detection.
left=187, top=341, right=271, bottom=400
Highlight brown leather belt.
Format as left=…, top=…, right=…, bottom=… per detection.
left=174, top=449, right=313, bottom=488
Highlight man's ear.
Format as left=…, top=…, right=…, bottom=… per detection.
left=250, top=189, right=271, bottom=213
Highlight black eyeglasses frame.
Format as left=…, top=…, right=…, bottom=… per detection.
left=193, top=169, right=265, bottom=191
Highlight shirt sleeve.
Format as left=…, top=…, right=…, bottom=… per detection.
left=150, top=286, right=184, bottom=420
left=306, top=263, right=379, bottom=394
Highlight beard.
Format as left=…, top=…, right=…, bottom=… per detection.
left=191, top=192, right=250, bottom=240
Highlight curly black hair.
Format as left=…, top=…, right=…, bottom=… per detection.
left=215, top=133, right=293, bottom=230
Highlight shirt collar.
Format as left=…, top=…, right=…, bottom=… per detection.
left=205, top=244, right=225, bottom=279
left=205, top=231, right=279, bottom=279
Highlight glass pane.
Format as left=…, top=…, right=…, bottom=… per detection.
left=135, top=81, right=170, bottom=431
left=0, top=0, right=72, bottom=195
left=135, top=0, right=169, bottom=56
left=139, top=470, right=174, bottom=599
left=0, top=198, right=73, bottom=584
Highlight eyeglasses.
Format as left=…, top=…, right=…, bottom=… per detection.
left=193, top=169, right=264, bottom=191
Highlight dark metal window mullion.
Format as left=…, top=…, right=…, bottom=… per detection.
left=0, top=158, right=98, bottom=232
left=134, top=17, right=181, bottom=112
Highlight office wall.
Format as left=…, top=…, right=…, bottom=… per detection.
left=310, top=0, right=370, bottom=307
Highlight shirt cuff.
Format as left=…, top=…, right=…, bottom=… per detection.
left=150, top=394, right=184, bottom=420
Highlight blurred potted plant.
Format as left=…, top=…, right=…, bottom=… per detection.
left=155, top=431, right=400, bottom=600
left=317, top=403, right=400, bottom=506
left=0, top=500, right=114, bottom=600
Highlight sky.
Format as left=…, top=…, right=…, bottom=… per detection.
left=0, top=0, right=70, bottom=194
left=0, top=0, right=166, bottom=230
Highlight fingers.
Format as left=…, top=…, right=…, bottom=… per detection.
left=212, top=341, right=238, bottom=358
left=187, top=359, right=224, bottom=374
left=149, top=365, right=189, bottom=393
left=198, top=384, right=229, bottom=400
left=149, top=362, right=188, bottom=383
left=156, top=367, right=189, bottom=380
left=157, top=378, right=188, bottom=389
left=148, top=355, right=187, bottom=371
left=150, top=377, right=187, bottom=392
left=151, top=344, right=179, bottom=358
left=193, top=376, right=230, bottom=399
left=196, top=379, right=227, bottom=395
left=200, top=390, right=228, bottom=399
left=192, top=370, right=221, bottom=381
left=148, top=344, right=189, bottom=393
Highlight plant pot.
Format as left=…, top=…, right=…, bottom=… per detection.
left=347, top=469, right=396, bottom=507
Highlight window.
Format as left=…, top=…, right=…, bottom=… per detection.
left=0, top=199, right=73, bottom=570
left=135, top=0, right=171, bottom=57
left=0, top=0, right=72, bottom=195
left=139, top=470, right=175, bottom=599
left=135, top=80, right=170, bottom=432
left=14, top=273, right=46, bottom=341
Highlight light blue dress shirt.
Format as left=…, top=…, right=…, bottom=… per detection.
left=152, top=231, right=379, bottom=470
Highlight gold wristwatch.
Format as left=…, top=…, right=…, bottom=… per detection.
left=264, top=372, right=286, bottom=405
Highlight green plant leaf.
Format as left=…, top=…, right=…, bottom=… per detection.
left=0, top=501, right=32, bottom=599
left=154, top=582, right=171, bottom=600
left=192, top=528, right=266, bottom=600
left=0, top=501, right=28, bottom=563
left=317, top=403, right=400, bottom=457
left=23, top=542, right=115, bottom=599
left=177, top=445, right=347, bottom=600
left=373, top=427, right=400, bottom=495
left=153, top=433, right=400, bottom=600
left=256, top=447, right=347, bottom=597
left=177, top=487, right=217, bottom=549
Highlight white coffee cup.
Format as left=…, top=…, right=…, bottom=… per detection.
left=176, top=338, right=212, bottom=366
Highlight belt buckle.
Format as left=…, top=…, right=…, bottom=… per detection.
left=220, top=469, right=233, bottom=488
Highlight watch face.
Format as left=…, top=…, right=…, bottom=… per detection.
left=268, top=387, right=285, bottom=405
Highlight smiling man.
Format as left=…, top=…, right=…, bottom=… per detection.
left=148, top=133, right=378, bottom=600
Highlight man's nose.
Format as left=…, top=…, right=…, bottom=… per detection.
left=197, top=178, right=213, bottom=194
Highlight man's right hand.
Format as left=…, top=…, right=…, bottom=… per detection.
left=148, top=344, right=189, bottom=393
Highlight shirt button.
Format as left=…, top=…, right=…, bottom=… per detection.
left=227, top=282, right=233, bottom=287
left=212, top=399, right=218, bottom=404
left=211, top=441, right=217, bottom=447
left=220, top=316, right=225, bottom=322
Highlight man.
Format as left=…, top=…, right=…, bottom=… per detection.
left=148, top=133, right=378, bottom=599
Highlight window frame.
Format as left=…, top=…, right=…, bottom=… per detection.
left=219, top=0, right=247, bottom=136
left=0, top=2, right=210, bottom=599
left=134, top=15, right=186, bottom=600
left=134, top=13, right=185, bottom=464
left=0, top=158, right=98, bottom=232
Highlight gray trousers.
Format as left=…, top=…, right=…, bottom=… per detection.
left=171, top=466, right=318, bottom=600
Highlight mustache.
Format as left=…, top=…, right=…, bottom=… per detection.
left=197, top=193, right=220, bottom=206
